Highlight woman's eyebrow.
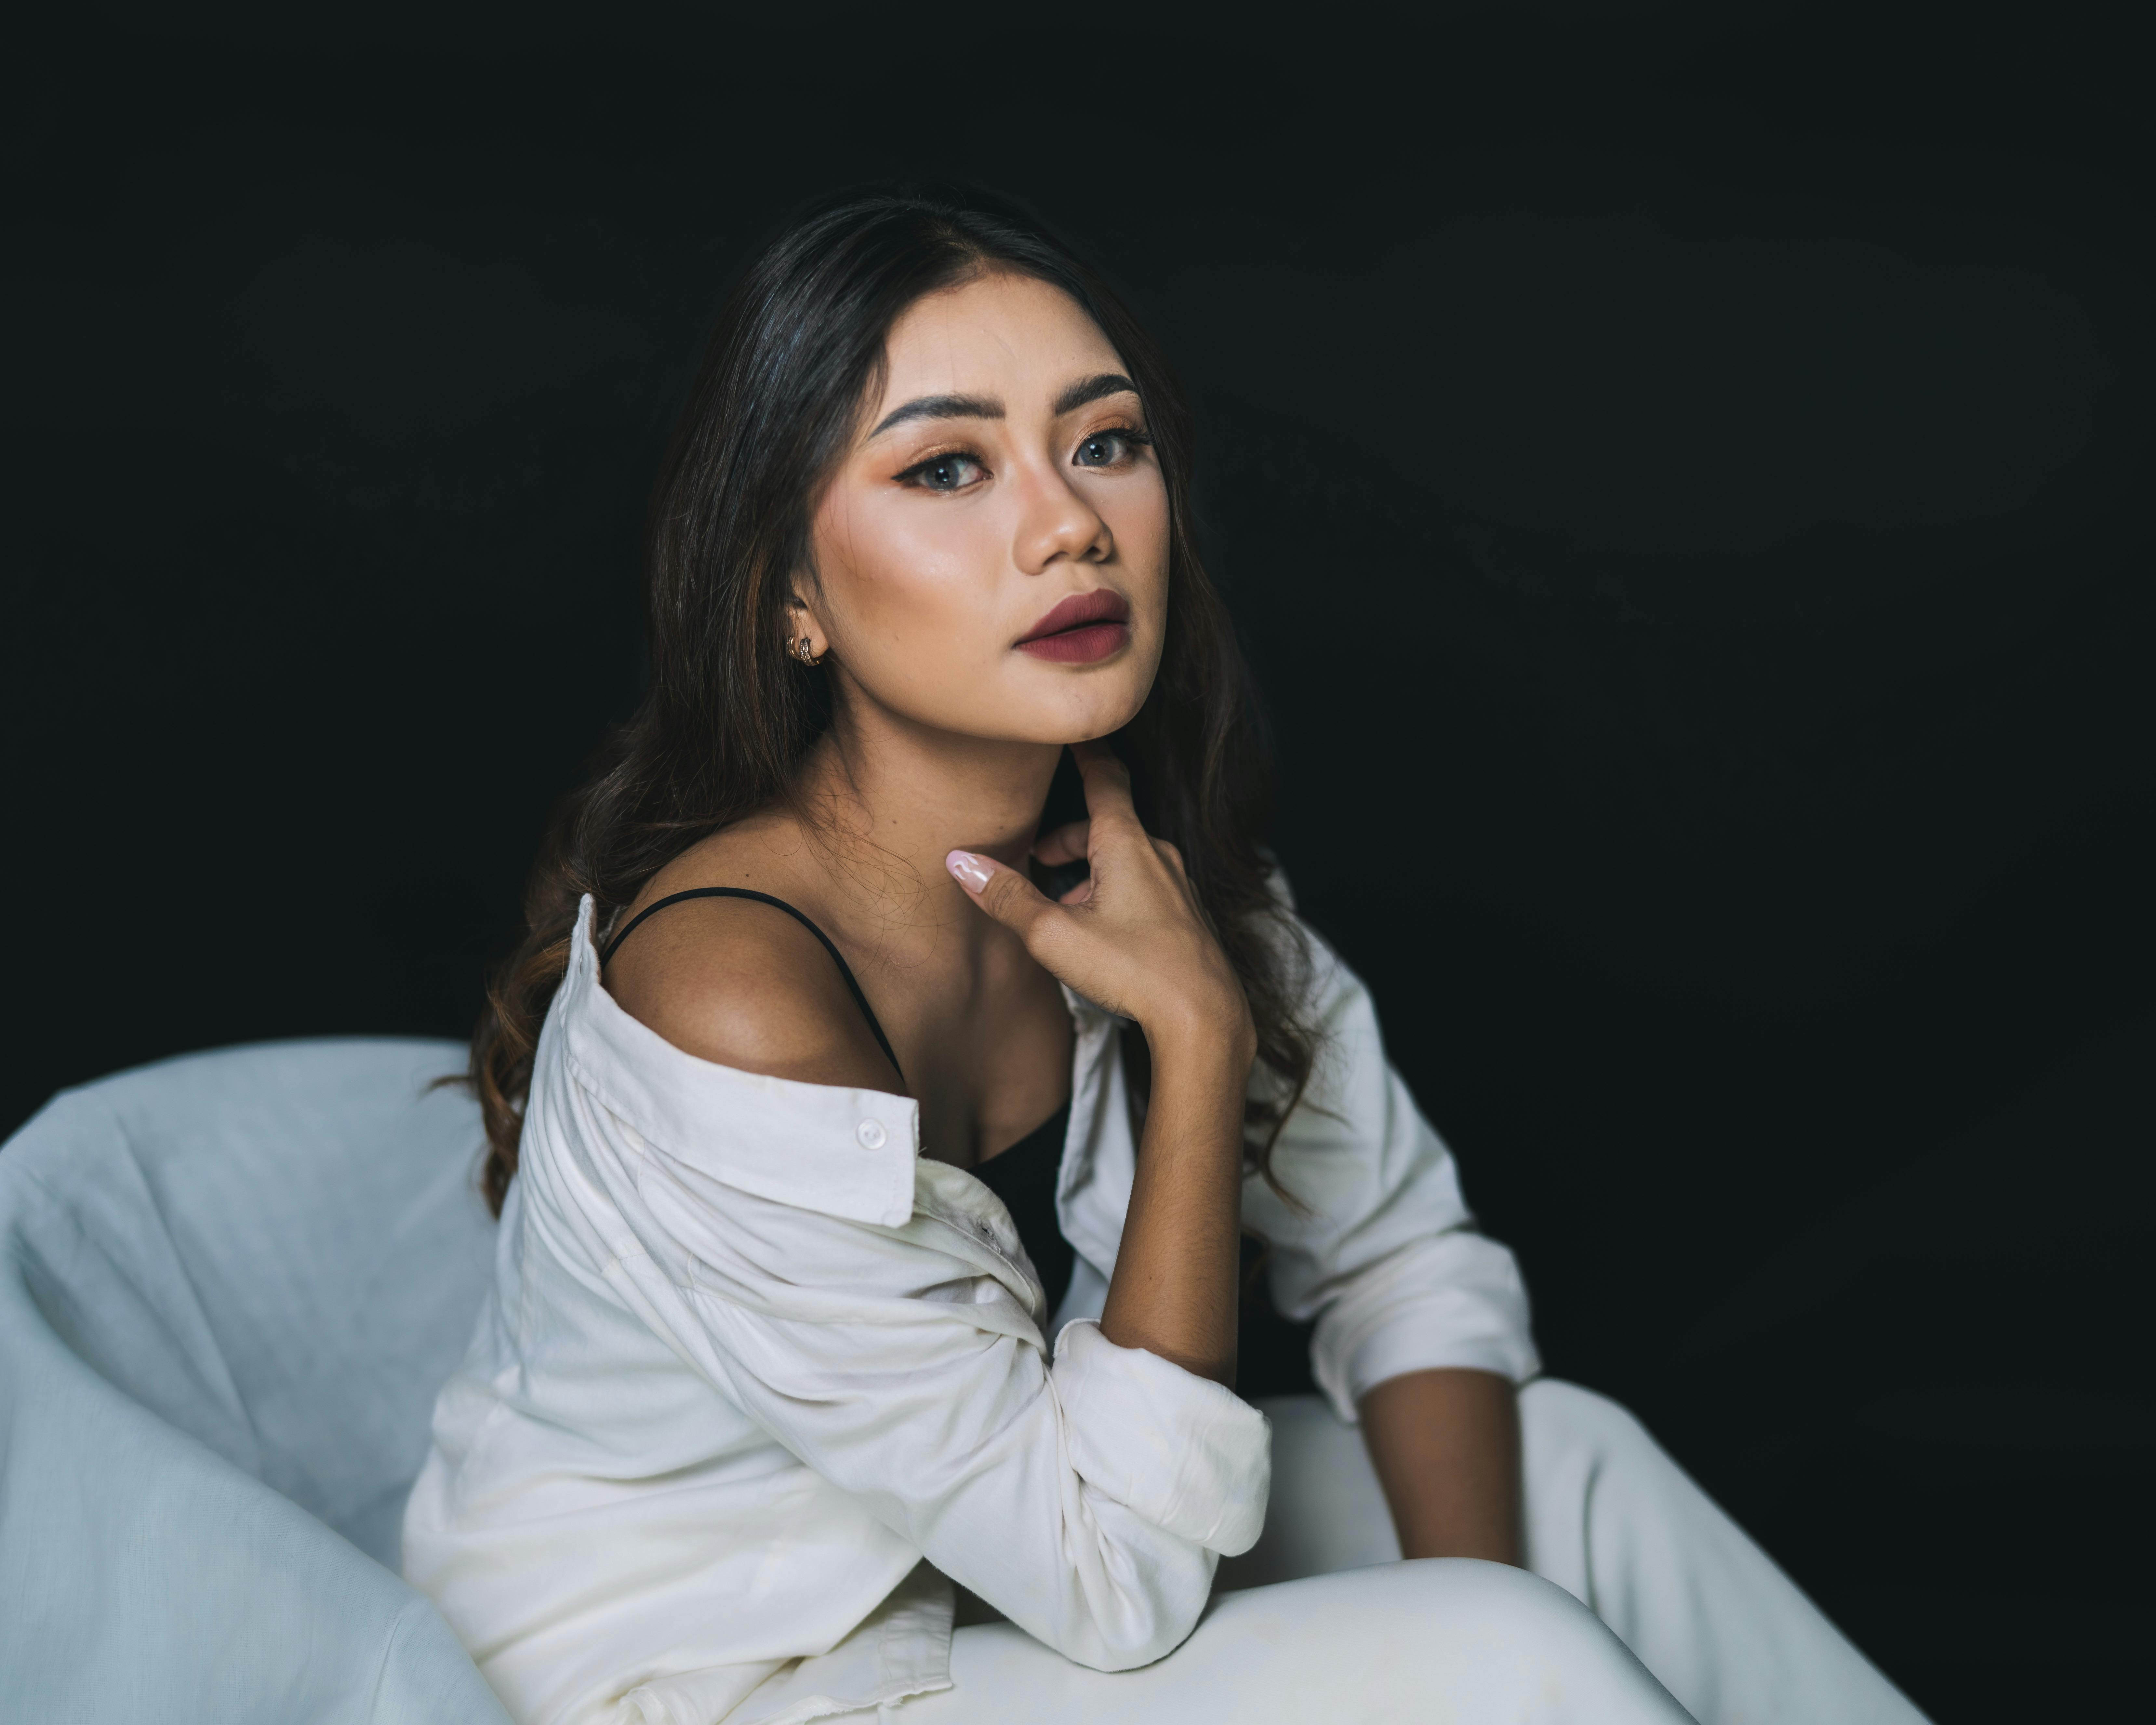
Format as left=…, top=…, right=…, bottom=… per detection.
left=1053, top=372, right=1139, bottom=415
left=865, top=372, right=1138, bottom=438
left=869, top=393, right=1004, bottom=437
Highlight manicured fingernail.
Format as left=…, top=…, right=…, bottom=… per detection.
left=945, top=850, right=992, bottom=892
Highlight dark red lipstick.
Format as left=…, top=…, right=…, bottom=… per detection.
left=1014, top=589, right=1132, bottom=664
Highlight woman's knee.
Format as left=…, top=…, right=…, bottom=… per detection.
left=1237, top=1556, right=1624, bottom=1660
left=1523, top=1378, right=1652, bottom=1447
left=1393, top=1556, right=1625, bottom=1650
left=928, top=1566, right=1686, bottom=1723
left=1521, top=1378, right=1673, bottom=1492
left=1238, top=1561, right=1684, bottom=1719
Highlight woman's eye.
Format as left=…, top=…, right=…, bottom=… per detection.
left=1074, top=429, right=1147, bottom=468
left=903, top=452, right=985, bottom=492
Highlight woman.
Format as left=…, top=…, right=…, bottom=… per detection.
left=403, top=184, right=1924, bottom=1725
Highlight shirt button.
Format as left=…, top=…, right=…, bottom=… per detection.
left=856, top=1119, right=887, bottom=1150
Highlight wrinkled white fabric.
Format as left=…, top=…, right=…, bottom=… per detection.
left=403, top=895, right=1538, bottom=1724
left=1198, top=1385, right=1930, bottom=1725
left=900, top=1560, right=1695, bottom=1725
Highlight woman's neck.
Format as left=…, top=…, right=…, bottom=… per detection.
left=796, top=697, right=1063, bottom=946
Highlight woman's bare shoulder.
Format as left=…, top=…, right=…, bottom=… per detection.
left=601, top=841, right=896, bottom=1091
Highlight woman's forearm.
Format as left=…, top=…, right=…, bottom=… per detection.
left=1097, top=1019, right=1253, bottom=1384
left=947, top=745, right=1256, bottom=1386
left=1359, top=1367, right=1523, bottom=1563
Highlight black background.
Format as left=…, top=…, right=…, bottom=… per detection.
left=5, top=5, right=2151, bottom=1719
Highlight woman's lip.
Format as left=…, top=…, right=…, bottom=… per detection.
left=1016, top=621, right=1129, bottom=663
left=1017, top=589, right=1131, bottom=644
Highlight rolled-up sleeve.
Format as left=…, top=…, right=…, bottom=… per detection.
left=598, top=1144, right=1271, bottom=1675
left=1054, top=1319, right=1269, bottom=1554
left=1248, top=923, right=1541, bottom=1422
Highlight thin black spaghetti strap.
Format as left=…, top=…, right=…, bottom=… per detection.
left=599, top=888, right=905, bottom=1084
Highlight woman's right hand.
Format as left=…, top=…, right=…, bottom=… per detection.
left=945, top=742, right=1254, bottom=1061
left=955, top=742, right=1252, bottom=1382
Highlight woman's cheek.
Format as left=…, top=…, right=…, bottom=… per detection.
left=872, top=503, right=990, bottom=592
left=1103, top=475, right=1169, bottom=562
left=855, top=539, right=1004, bottom=683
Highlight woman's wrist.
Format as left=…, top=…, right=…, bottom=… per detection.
left=1140, top=992, right=1257, bottom=1082
left=1138, top=1005, right=1259, bottom=1100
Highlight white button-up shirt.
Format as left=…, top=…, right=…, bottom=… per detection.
left=402, top=893, right=1538, bottom=1725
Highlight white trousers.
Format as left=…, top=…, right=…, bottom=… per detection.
left=893, top=1381, right=1928, bottom=1724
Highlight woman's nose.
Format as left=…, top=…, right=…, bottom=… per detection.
left=1014, top=470, right=1113, bottom=572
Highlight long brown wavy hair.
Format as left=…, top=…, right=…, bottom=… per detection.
left=471, top=182, right=1312, bottom=1217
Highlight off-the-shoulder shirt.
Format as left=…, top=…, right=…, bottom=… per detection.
left=401, top=892, right=1538, bottom=1725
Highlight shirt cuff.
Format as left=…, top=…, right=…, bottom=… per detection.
left=1312, top=1284, right=1542, bottom=1424
left=1051, top=1319, right=1271, bottom=1556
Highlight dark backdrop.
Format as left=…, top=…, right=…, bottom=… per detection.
left=5, top=6, right=2150, bottom=1720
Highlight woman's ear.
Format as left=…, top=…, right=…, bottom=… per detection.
left=783, top=593, right=827, bottom=667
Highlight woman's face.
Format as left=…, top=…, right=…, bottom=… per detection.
left=799, top=270, right=1170, bottom=748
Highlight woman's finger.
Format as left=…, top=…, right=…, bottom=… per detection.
left=1033, top=821, right=1090, bottom=866
left=945, top=849, right=1063, bottom=951
left=1071, top=741, right=1140, bottom=838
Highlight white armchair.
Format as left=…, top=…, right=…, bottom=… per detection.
left=0, top=1038, right=508, bottom=1722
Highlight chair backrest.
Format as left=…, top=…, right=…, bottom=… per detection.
left=2, top=1037, right=495, bottom=1565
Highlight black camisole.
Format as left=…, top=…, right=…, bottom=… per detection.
left=966, top=1099, right=1075, bottom=1317
left=601, top=888, right=1076, bottom=1314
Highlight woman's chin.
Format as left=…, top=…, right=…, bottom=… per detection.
left=870, top=651, right=1154, bottom=748
left=1010, top=647, right=1157, bottom=740
left=1045, top=690, right=1150, bottom=748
